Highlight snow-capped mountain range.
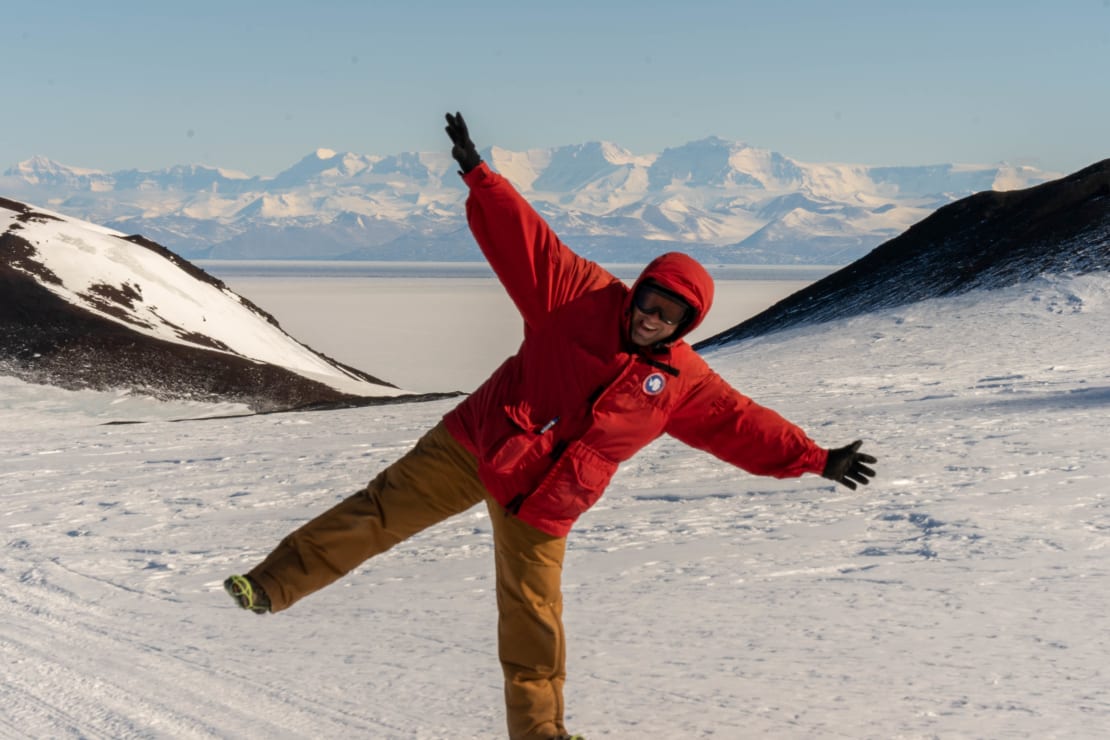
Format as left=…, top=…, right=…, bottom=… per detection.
left=1, top=138, right=1060, bottom=264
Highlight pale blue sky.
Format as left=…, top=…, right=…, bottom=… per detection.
left=3, top=0, right=1107, bottom=176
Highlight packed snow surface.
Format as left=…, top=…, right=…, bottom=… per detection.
left=2, top=273, right=1108, bottom=738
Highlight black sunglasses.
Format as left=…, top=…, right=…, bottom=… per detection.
left=632, top=284, right=690, bottom=326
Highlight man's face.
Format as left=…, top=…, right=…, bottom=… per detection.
left=628, top=285, right=689, bottom=347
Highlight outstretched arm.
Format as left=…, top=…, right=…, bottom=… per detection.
left=665, top=371, right=828, bottom=478
left=444, top=111, right=615, bottom=327
left=666, top=371, right=878, bottom=489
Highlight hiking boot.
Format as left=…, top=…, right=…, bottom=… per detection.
left=224, top=574, right=271, bottom=614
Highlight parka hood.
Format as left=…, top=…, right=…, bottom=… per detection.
left=627, top=252, right=715, bottom=342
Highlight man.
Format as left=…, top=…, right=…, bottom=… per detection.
left=225, top=112, right=877, bottom=740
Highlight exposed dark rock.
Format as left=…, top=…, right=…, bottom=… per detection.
left=1, top=230, right=64, bottom=285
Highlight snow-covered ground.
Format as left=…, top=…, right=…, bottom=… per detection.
left=2, top=272, right=1108, bottom=738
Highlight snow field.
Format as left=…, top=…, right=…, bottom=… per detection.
left=2, top=273, right=1108, bottom=738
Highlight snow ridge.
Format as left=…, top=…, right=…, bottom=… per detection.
left=698, top=159, right=1110, bottom=348
left=0, top=197, right=463, bottom=409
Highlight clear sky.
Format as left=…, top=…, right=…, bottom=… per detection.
left=3, top=0, right=1107, bottom=176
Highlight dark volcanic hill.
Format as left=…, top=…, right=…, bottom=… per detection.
left=1, top=197, right=456, bottom=412
left=696, top=159, right=1110, bottom=350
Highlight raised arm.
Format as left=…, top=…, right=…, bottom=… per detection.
left=446, top=112, right=615, bottom=327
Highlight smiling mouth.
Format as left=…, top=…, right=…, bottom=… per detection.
left=632, top=320, right=663, bottom=341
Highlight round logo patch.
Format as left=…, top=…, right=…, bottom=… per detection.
left=642, top=372, right=666, bottom=396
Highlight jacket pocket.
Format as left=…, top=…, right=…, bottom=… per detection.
left=488, top=401, right=555, bottom=475
left=530, top=439, right=619, bottom=518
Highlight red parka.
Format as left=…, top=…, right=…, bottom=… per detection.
left=443, top=163, right=828, bottom=537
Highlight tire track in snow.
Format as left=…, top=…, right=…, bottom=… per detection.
left=0, top=562, right=409, bottom=738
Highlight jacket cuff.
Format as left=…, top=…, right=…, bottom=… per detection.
left=814, top=447, right=830, bottom=476
left=461, top=161, right=492, bottom=187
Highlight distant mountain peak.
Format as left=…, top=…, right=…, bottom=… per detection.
left=8, top=156, right=104, bottom=184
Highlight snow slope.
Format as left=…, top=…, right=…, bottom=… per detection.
left=2, top=273, right=1108, bottom=738
left=1, top=198, right=411, bottom=406
left=699, top=158, right=1110, bottom=349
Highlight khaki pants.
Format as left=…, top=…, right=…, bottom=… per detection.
left=249, top=422, right=569, bottom=740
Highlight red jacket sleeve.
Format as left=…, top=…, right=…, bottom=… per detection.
left=665, top=369, right=829, bottom=479
left=462, top=163, right=615, bottom=328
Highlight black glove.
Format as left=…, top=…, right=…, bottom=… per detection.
left=822, top=440, right=877, bottom=490
left=444, top=111, right=482, bottom=174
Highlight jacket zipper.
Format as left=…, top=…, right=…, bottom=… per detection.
left=505, top=422, right=567, bottom=517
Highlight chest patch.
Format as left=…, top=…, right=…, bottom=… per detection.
left=642, top=372, right=667, bottom=396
